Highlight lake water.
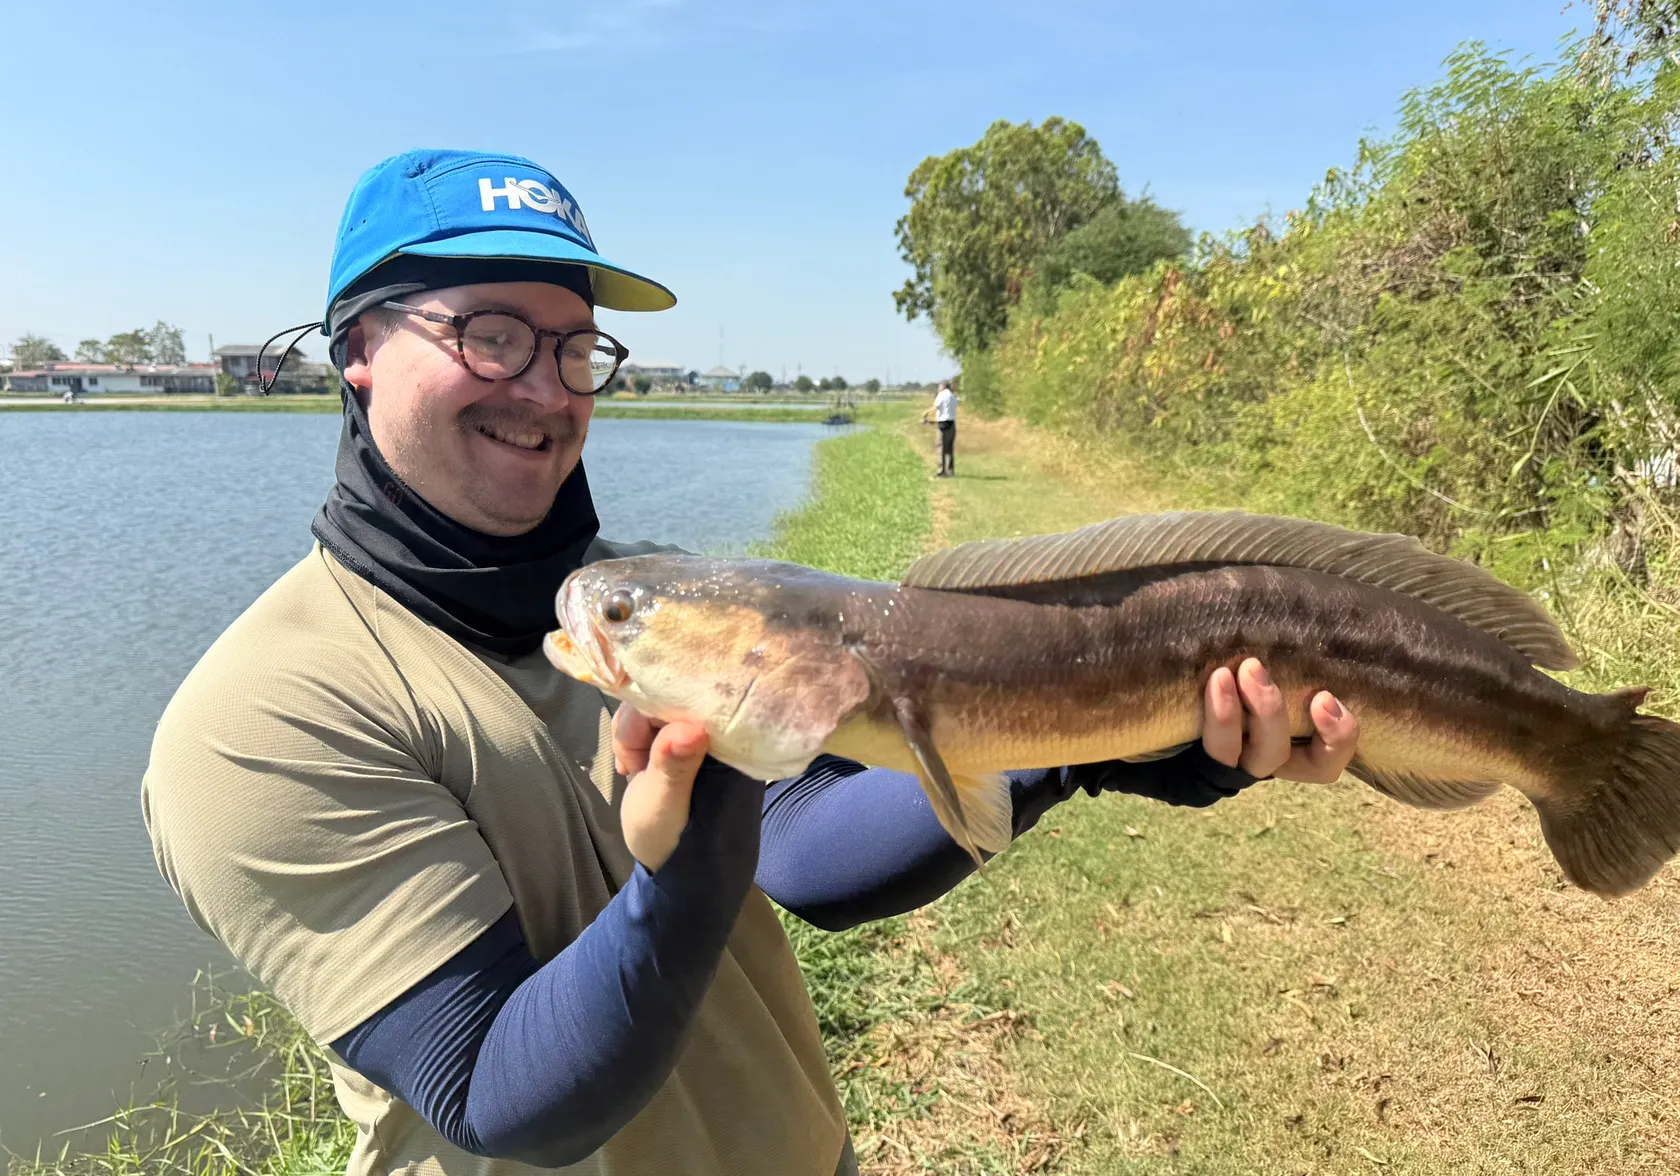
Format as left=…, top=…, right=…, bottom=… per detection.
left=0, top=411, right=834, bottom=1151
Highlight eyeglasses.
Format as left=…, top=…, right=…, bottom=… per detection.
left=381, top=301, right=629, bottom=396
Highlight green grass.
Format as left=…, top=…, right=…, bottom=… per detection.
left=753, top=421, right=931, bottom=579
left=5, top=979, right=353, bottom=1176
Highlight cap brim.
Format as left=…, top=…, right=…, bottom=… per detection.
left=401, top=230, right=676, bottom=312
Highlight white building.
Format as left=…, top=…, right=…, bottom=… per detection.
left=619, top=361, right=688, bottom=386
left=2, top=362, right=217, bottom=395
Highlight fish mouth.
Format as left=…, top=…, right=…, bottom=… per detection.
left=544, top=579, right=630, bottom=692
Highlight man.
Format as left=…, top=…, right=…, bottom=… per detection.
left=924, top=379, right=958, bottom=476
left=142, top=149, right=1360, bottom=1176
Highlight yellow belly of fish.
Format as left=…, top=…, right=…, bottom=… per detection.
left=822, top=687, right=1548, bottom=799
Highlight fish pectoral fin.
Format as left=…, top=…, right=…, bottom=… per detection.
left=1347, top=758, right=1500, bottom=811
left=889, top=697, right=1012, bottom=865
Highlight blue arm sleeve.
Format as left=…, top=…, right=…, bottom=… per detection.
left=757, top=749, right=1255, bottom=932
left=331, top=759, right=761, bottom=1168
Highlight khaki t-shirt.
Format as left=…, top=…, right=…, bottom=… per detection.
left=141, top=543, right=847, bottom=1176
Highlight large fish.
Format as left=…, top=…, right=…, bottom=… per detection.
left=543, top=511, right=1680, bottom=897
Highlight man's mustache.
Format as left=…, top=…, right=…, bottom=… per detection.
left=457, top=403, right=580, bottom=445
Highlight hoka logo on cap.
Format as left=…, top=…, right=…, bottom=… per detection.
left=477, top=176, right=593, bottom=247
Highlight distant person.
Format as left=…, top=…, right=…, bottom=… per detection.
left=141, top=149, right=1359, bottom=1176
left=923, top=380, right=958, bottom=476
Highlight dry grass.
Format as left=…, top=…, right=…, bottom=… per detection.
left=850, top=913, right=1071, bottom=1175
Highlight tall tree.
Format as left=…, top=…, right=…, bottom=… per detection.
left=1023, top=197, right=1192, bottom=308
left=11, top=334, right=65, bottom=368
left=894, top=117, right=1119, bottom=358
left=74, top=339, right=107, bottom=363
left=104, top=329, right=152, bottom=366
left=146, top=321, right=187, bottom=365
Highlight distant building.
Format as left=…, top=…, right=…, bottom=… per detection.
left=2, top=362, right=217, bottom=395
left=695, top=365, right=742, bottom=392
left=619, top=361, right=687, bottom=386
left=213, top=343, right=285, bottom=380
left=213, top=344, right=333, bottom=393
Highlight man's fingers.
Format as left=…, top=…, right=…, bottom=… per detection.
left=649, top=721, right=708, bottom=777
left=619, top=720, right=710, bottom=871
left=612, top=705, right=660, bottom=778
left=1235, top=657, right=1290, bottom=778
left=1275, top=691, right=1360, bottom=784
left=1201, top=667, right=1244, bottom=768
left=627, top=722, right=708, bottom=813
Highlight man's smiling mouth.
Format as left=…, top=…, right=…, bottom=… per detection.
left=475, top=422, right=552, bottom=452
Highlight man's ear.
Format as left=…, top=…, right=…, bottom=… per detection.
left=342, top=322, right=374, bottom=393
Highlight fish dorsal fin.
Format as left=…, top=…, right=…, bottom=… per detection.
left=901, top=511, right=1579, bottom=671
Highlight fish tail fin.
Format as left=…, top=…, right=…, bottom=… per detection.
left=1534, top=707, right=1680, bottom=897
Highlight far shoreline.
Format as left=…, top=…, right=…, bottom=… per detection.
left=0, top=394, right=855, bottom=424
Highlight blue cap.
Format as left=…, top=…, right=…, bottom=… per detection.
left=325, top=149, right=676, bottom=319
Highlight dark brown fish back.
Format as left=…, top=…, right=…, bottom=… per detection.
left=901, top=511, right=1579, bottom=671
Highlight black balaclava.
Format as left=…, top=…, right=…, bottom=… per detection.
left=310, top=255, right=601, bottom=657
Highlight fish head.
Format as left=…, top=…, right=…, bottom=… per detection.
left=546, top=554, right=876, bottom=779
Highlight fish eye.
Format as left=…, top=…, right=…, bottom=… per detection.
left=601, top=590, right=636, bottom=624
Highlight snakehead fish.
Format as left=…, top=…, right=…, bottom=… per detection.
left=542, top=512, right=1680, bottom=897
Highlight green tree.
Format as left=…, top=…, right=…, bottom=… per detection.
left=744, top=370, right=774, bottom=392
left=146, top=321, right=187, bottom=365
left=864, top=378, right=881, bottom=394
left=894, top=117, right=1119, bottom=358
left=104, top=329, right=152, bottom=366
left=11, top=334, right=65, bottom=368
left=794, top=374, right=814, bottom=393
left=74, top=339, right=107, bottom=363
left=1023, top=197, right=1192, bottom=308
left=632, top=375, right=653, bottom=395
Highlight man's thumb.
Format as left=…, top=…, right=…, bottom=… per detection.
left=648, top=721, right=709, bottom=780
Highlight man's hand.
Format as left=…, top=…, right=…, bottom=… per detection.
left=613, top=707, right=710, bottom=871
left=1201, top=657, right=1359, bottom=783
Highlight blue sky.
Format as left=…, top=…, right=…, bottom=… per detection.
left=1, top=0, right=1587, bottom=384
